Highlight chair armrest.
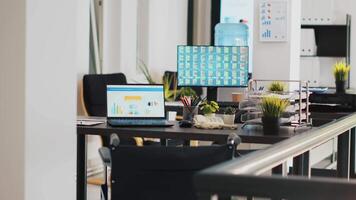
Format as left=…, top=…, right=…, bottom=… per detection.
left=98, top=147, right=111, bottom=167
left=227, top=134, right=241, bottom=146
left=133, top=137, right=144, bottom=146
left=228, top=134, right=241, bottom=158
left=110, top=134, right=120, bottom=147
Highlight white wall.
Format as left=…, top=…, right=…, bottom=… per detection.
left=349, top=1, right=356, bottom=89
left=78, top=1, right=91, bottom=115
left=333, top=0, right=351, bottom=24
left=300, top=0, right=354, bottom=88
left=0, top=0, right=89, bottom=200
left=193, top=0, right=211, bottom=45
left=288, top=0, right=302, bottom=85
left=300, top=0, right=349, bottom=25
left=103, top=0, right=124, bottom=74
left=25, top=0, right=88, bottom=199
left=102, top=0, right=139, bottom=79
left=102, top=0, right=188, bottom=82
left=146, top=0, right=188, bottom=81
left=253, top=0, right=301, bottom=90
left=338, top=0, right=356, bottom=89
left=79, top=0, right=100, bottom=172
left=0, top=0, right=26, bottom=199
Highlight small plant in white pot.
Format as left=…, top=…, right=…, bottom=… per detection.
left=223, top=107, right=237, bottom=125
left=199, top=100, right=219, bottom=117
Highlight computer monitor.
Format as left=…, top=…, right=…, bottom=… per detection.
left=106, top=85, right=165, bottom=119
left=177, top=45, right=249, bottom=87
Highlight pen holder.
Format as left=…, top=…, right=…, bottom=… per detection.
left=183, top=106, right=198, bottom=121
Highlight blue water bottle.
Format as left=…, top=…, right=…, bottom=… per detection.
left=214, top=17, right=249, bottom=46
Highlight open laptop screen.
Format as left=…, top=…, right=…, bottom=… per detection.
left=107, top=85, right=165, bottom=118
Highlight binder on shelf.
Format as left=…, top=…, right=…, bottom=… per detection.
left=300, top=28, right=317, bottom=56
left=301, top=0, right=333, bottom=25
left=300, top=57, right=320, bottom=87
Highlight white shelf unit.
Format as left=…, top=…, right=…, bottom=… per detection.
left=300, top=15, right=351, bottom=88
left=301, top=0, right=334, bottom=25
left=240, top=79, right=311, bottom=128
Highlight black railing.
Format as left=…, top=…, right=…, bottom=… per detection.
left=195, top=113, right=356, bottom=200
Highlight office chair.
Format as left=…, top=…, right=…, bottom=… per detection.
left=83, top=73, right=127, bottom=117
left=99, top=133, right=241, bottom=200
left=82, top=73, right=141, bottom=147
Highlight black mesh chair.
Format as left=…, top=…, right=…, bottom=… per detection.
left=83, top=73, right=127, bottom=117
left=82, top=73, right=139, bottom=146
left=99, top=134, right=241, bottom=200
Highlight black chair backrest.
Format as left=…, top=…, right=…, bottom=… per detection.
left=110, top=142, right=236, bottom=200
left=83, top=73, right=127, bottom=117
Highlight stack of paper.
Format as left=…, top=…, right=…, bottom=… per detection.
left=77, top=118, right=105, bottom=126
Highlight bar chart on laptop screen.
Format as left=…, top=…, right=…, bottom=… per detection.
left=107, top=85, right=165, bottom=118
left=177, top=46, right=249, bottom=87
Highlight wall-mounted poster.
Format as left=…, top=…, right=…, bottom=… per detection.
left=259, top=0, right=288, bottom=42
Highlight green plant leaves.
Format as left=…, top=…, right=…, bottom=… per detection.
left=261, top=96, right=289, bottom=118
left=333, top=61, right=351, bottom=82
left=200, top=100, right=219, bottom=115
left=224, top=107, right=237, bottom=115
left=268, top=81, right=286, bottom=92
left=137, top=59, right=156, bottom=84
left=179, top=87, right=197, bottom=97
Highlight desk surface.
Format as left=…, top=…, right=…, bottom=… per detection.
left=77, top=117, right=311, bottom=144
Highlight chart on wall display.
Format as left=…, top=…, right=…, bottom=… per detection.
left=107, top=85, right=165, bottom=118
left=259, top=0, right=288, bottom=42
left=177, top=46, right=249, bottom=87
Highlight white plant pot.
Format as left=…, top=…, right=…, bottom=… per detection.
left=223, top=114, right=236, bottom=125
left=204, top=113, right=216, bottom=118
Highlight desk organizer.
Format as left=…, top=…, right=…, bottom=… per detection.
left=240, top=79, right=312, bottom=129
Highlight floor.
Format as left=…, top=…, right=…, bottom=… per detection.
left=87, top=183, right=269, bottom=200
left=88, top=184, right=101, bottom=200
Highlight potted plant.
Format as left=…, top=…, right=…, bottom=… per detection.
left=180, top=96, right=201, bottom=121
left=163, top=75, right=177, bottom=101
left=199, top=100, right=219, bottom=117
left=260, top=96, right=289, bottom=134
left=268, top=81, right=286, bottom=93
left=333, top=61, right=350, bottom=94
left=179, top=87, right=197, bottom=97
left=223, top=107, right=237, bottom=125
left=137, top=59, right=157, bottom=84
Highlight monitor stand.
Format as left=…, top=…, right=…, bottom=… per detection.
left=207, top=87, right=218, bottom=101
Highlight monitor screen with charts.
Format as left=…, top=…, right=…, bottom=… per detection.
left=107, top=85, right=165, bottom=118
left=177, top=45, right=249, bottom=87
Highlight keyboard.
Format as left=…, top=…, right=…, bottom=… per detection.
left=217, top=101, right=239, bottom=108
left=107, top=119, right=174, bottom=127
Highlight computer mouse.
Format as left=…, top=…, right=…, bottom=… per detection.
left=179, top=120, right=193, bottom=128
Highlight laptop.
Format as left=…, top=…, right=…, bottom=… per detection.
left=106, top=84, right=174, bottom=127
